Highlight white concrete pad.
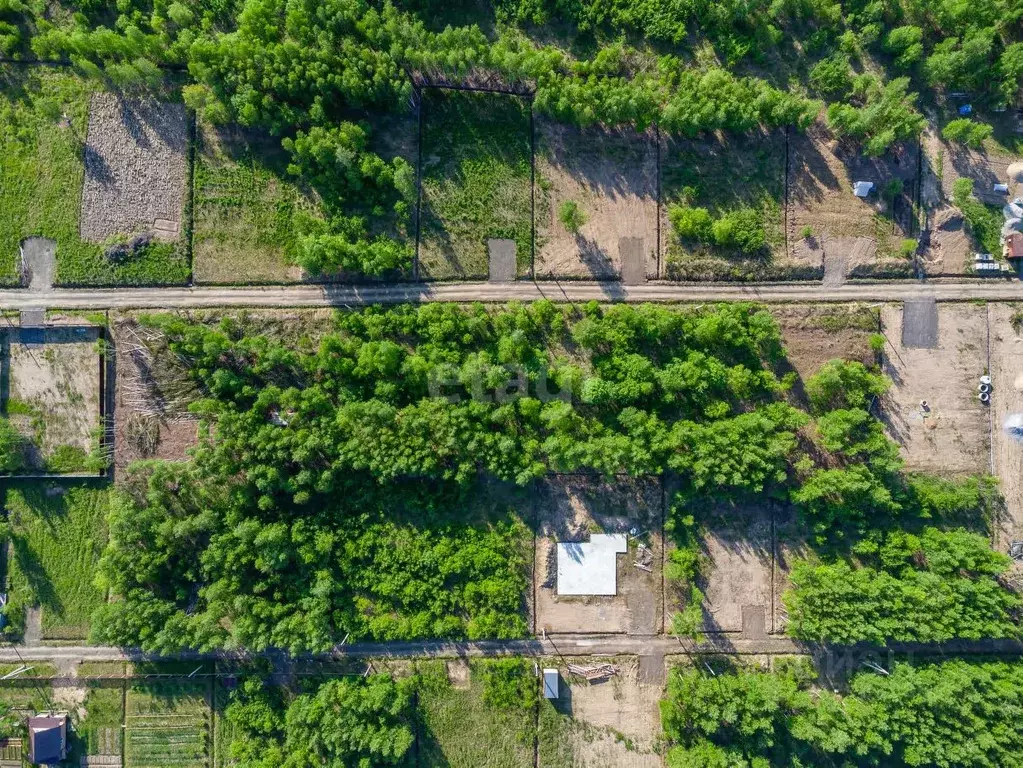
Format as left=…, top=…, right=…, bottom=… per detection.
left=557, top=533, right=627, bottom=596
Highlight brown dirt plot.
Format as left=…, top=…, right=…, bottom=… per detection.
left=986, top=304, right=1023, bottom=577
left=879, top=303, right=989, bottom=474
left=535, top=120, right=658, bottom=279
left=80, top=94, right=187, bottom=243
left=5, top=326, right=101, bottom=472
left=788, top=125, right=918, bottom=277
left=774, top=304, right=877, bottom=384
left=941, top=143, right=1023, bottom=205
left=534, top=477, right=663, bottom=635
left=921, top=205, right=971, bottom=275
left=539, top=656, right=662, bottom=768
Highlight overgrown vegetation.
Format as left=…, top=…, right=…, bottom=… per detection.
left=661, top=658, right=1023, bottom=766
left=953, top=176, right=1005, bottom=256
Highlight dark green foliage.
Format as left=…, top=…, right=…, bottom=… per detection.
left=222, top=674, right=415, bottom=768
left=785, top=528, right=1019, bottom=643
left=661, top=659, right=1023, bottom=766
left=804, top=359, right=889, bottom=413
left=809, top=54, right=853, bottom=97
left=953, top=177, right=1005, bottom=255
left=826, top=77, right=926, bottom=156
left=669, top=204, right=767, bottom=255
left=942, top=118, right=993, bottom=148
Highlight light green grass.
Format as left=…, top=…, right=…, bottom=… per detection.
left=126, top=679, right=210, bottom=768
left=5, top=486, right=109, bottom=640
left=74, top=682, right=125, bottom=761
left=419, top=90, right=533, bottom=279
left=192, top=120, right=316, bottom=284
left=416, top=660, right=535, bottom=767
left=0, top=66, right=188, bottom=286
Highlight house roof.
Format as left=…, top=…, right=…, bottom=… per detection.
left=28, top=715, right=66, bottom=765
left=1006, top=232, right=1023, bottom=259
left=853, top=181, right=874, bottom=197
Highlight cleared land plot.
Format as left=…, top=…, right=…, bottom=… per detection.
left=0, top=67, right=187, bottom=286
left=4, top=326, right=102, bottom=474
left=921, top=204, right=971, bottom=275
left=788, top=125, right=918, bottom=278
left=941, top=141, right=1023, bottom=205
left=80, top=93, right=187, bottom=244
left=417, top=660, right=534, bottom=768
left=538, top=656, right=661, bottom=768
left=774, top=304, right=878, bottom=387
left=125, top=679, right=210, bottom=768
left=689, top=500, right=773, bottom=634
left=111, top=318, right=200, bottom=473
left=192, top=121, right=311, bottom=284
left=661, top=130, right=795, bottom=280
left=4, top=486, right=109, bottom=641
left=419, top=90, right=532, bottom=280
left=880, top=303, right=989, bottom=474
left=987, top=304, right=1023, bottom=574
left=535, top=477, right=662, bottom=635
left=535, top=119, right=657, bottom=279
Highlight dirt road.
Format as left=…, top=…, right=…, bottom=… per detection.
left=2, top=278, right=1023, bottom=310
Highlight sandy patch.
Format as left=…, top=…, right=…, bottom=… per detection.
left=535, top=478, right=663, bottom=634
left=535, top=120, right=658, bottom=279
left=880, top=303, right=989, bottom=474
left=80, top=93, right=187, bottom=243
left=694, top=501, right=774, bottom=633
left=5, top=326, right=102, bottom=472
left=921, top=205, right=970, bottom=275
left=540, top=656, right=661, bottom=767
left=987, top=304, right=1023, bottom=577
left=787, top=124, right=918, bottom=274
left=941, top=143, right=1023, bottom=205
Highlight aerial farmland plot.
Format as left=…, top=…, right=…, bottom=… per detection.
left=125, top=675, right=211, bottom=768
left=419, top=89, right=533, bottom=280
left=534, top=118, right=658, bottom=280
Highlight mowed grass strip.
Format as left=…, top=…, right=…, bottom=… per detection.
left=416, top=661, right=535, bottom=768
left=5, top=486, right=109, bottom=640
left=419, top=90, right=533, bottom=280
left=192, top=121, right=315, bottom=284
left=0, top=67, right=189, bottom=286
left=126, top=679, right=210, bottom=768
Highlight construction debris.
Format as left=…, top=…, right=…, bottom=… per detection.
left=566, top=663, right=618, bottom=682
left=634, top=543, right=654, bottom=572
left=1009, top=540, right=1023, bottom=561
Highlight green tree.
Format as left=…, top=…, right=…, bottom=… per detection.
left=558, top=199, right=587, bottom=233
left=942, top=118, right=993, bottom=148
left=804, top=359, right=889, bottom=413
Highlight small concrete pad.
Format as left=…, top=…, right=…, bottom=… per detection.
left=487, top=238, right=517, bottom=282
left=619, top=237, right=646, bottom=284
left=902, top=299, right=938, bottom=349
left=741, top=605, right=767, bottom=638
left=20, top=237, right=55, bottom=291
left=557, top=533, right=628, bottom=596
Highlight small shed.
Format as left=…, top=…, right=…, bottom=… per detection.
left=853, top=181, right=874, bottom=198
left=1005, top=232, right=1023, bottom=261
left=542, top=668, right=559, bottom=699
left=28, top=714, right=67, bottom=765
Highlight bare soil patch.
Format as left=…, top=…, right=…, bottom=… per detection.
left=986, top=304, right=1023, bottom=577
left=80, top=94, right=187, bottom=243
left=535, top=120, right=657, bottom=279
left=941, top=143, right=1023, bottom=205
left=774, top=304, right=877, bottom=384
left=689, top=500, right=774, bottom=634
left=921, top=205, right=970, bottom=275
left=880, top=303, right=989, bottom=474
left=535, top=477, right=663, bottom=635
left=788, top=125, right=918, bottom=276
left=4, top=326, right=101, bottom=473
left=539, top=656, right=661, bottom=768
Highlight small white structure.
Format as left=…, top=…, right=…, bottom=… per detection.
left=995, top=183, right=1010, bottom=194
left=543, top=668, right=559, bottom=699
left=556, top=533, right=628, bottom=596
left=853, top=181, right=874, bottom=198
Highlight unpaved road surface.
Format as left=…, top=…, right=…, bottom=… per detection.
left=2, top=279, right=1023, bottom=310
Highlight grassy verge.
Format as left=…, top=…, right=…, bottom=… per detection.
left=4, top=486, right=108, bottom=640
left=419, top=90, right=533, bottom=279
left=416, top=660, right=536, bottom=767
left=0, top=66, right=188, bottom=286
left=125, top=677, right=210, bottom=768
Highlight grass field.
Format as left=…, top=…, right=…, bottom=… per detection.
left=192, top=120, right=316, bottom=284
left=416, top=660, right=536, bottom=767
left=419, top=90, right=533, bottom=279
left=74, top=681, right=125, bottom=762
left=0, top=66, right=188, bottom=286
left=4, top=486, right=109, bottom=640
left=126, top=678, right=210, bottom=768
